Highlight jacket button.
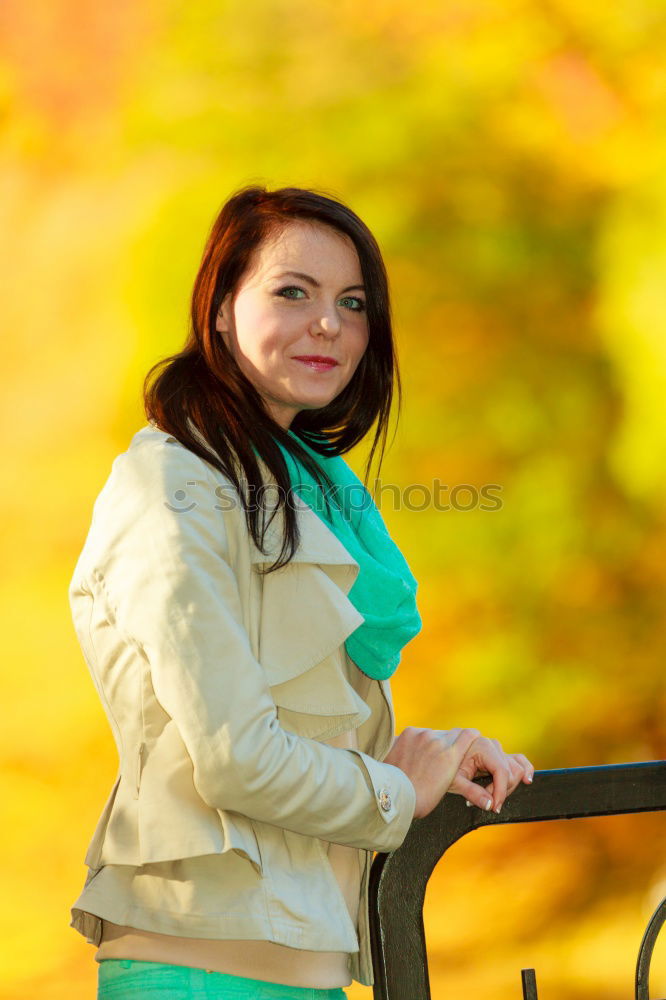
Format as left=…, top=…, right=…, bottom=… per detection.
left=378, top=788, right=392, bottom=812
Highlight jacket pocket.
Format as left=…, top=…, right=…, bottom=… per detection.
left=216, top=809, right=264, bottom=876
left=87, top=774, right=264, bottom=876
left=134, top=742, right=145, bottom=799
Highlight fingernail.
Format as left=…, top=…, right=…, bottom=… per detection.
left=494, top=803, right=502, bottom=814
left=484, top=798, right=492, bottom=811
left=465, top=800, right=472, bottom=807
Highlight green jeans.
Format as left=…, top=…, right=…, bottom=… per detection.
left=97, top=959, right=349, bottom=1000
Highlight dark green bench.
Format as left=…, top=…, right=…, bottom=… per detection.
left=368, top=761, right=666, bottom=999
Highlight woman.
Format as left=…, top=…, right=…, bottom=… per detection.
left=68, top=184, right=534, bottom=999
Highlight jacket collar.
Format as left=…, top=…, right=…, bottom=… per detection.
left=248, top=489, right=358, bottom=569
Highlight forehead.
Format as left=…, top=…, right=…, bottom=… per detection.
left=253, top=220, right=361, bottom=275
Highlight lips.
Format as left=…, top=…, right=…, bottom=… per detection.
left=293, top=356, right=340, bottom=371
left=293, top=356, right=339, bottom=365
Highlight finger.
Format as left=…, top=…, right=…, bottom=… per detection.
left=456, top=737, right=513, bottom=811
left=505, top=757, right=526, bottom=795
left=456, top=777, right=493, bottom=812
left=512, top=753, right=535, bottom=784
left=503, top=753, right=531, bottom=789
left=463, top=741, right=508, bottom=812
left=485, top=753, right=510, bottom=813
left=492, top=755, right=534, bottom=801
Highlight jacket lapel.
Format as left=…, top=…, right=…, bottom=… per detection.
left=246, top=449, right=362, bottom=592
left=248, top=490, right=360, bottom=593
left=249, top=491, right=365, bottom=687
left=182, top=419, right=366, bottom=686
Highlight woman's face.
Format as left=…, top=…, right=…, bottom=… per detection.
left=216, top=220, right=369, bottom=430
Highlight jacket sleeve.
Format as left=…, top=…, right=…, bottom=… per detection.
left=78, top=435, right=417, bottom=854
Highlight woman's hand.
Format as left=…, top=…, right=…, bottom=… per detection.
left=448, top=735, right=534, bottom=814
left=383, top=727, right=534, bottom=819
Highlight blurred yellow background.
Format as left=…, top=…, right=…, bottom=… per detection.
left=1, top=0, right=665, bottom=996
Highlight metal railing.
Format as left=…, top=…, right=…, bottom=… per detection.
left=368, top=761, right=666, bottom=999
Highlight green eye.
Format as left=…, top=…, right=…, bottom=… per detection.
left=276, top=286, right=306, bottom=299
left=275, top=286, right=366, bottom=312
left=340, top=296, right=366, bottom=312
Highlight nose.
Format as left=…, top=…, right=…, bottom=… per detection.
left=311, top=308, right=342, bottom=338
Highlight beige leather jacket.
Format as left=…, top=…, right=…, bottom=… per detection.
left=68, top=423, right=417, bottom=985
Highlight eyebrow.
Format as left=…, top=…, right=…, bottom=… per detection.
left=274, top=270, right=365, bottom=294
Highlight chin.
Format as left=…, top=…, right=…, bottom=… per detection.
left=298, top=399, right=334, bottom=413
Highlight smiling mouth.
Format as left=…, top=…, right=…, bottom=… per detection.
left=292, top=357, right=340, bottom=370
left=293, top=356, right=339, bottom=364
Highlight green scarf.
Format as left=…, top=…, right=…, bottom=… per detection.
left=275, top=432, right=422, bottom=681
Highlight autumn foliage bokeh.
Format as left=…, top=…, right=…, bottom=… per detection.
left=1, top=1, right=665, bottom=997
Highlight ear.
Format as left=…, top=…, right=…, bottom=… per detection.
left=215, top=292, right=233, bottom=333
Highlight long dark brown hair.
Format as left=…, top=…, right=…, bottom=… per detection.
left=143, top=183, right=402, bottom=574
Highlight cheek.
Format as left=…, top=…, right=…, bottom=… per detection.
left=353, top=327, right=370, bottom=364
left=233, top=302, right=285, bottom=359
